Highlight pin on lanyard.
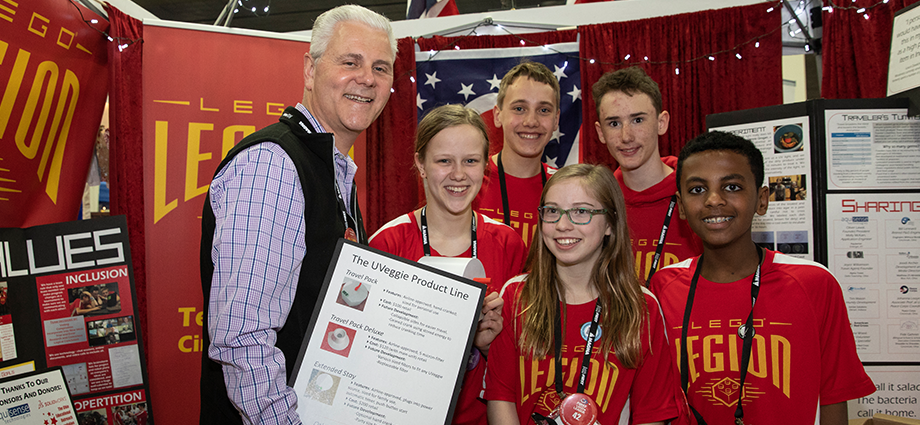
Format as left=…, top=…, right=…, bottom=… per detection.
left=680, top=248, right=763, bottom=425
left=646, top=194, right=677, bottom=284
left=553, top=300, right=602, bottom=396
left=496, top=151, right=547, bottom=227
left=419, top=206, right=477, bottom=258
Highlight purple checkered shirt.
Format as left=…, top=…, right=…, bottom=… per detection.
left=206, top=104, right=354, bottom=424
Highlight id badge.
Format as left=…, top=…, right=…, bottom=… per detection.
left=531, top=392, right=600, bottom=425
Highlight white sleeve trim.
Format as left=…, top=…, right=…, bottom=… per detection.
left=368, top=214, right=413, bottom=242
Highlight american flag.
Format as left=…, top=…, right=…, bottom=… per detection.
left=415, top=42, right=582, bottom=168
left=406, top=0, right=459, bottom=19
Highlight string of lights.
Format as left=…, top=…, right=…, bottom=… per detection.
left=398, top=0, right=900, bottom=88
left=68, top=0, right=142, bottom=51
left=406, top=1, right=789, bottom=85
left=824, top=0, right=894, bottom=17
left=232, top=0, right=273, bottom=17
left=77, top=0, right=899, bottom=71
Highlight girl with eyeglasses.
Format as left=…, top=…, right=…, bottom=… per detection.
left=369, top=104, right=527, bottom=425
left=484, top=164, right=684, bottom=425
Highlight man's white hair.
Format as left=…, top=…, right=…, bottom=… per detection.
left=310, top=5, right=397, bottom=62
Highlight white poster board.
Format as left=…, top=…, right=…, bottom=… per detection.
left=0, top=367, right=78, bottom=424
left=888, top=2, right=920, bottom=97
left=826, top=193, right=920, bottom=363
left=290, top=240, right=486, bottom=425
left=824, top=108, right=920, bottom=191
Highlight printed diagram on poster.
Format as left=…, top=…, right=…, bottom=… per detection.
left=825, top=109, right=920, bottom=191
left=0, top=367, right=78, bottom=425
left=290, top=240, right=486, bottom=425
left=709, top=117, right=815, bottom=261
left=0, top=216, right=153, bottom=422
left=827, top=193, right=920, bottom=362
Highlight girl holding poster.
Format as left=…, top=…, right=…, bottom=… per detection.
left=369, top=104, right=526, bottom=425
left=484, top=164, right=684, bottom=425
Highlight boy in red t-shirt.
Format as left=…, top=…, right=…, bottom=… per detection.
left=651, top=131, right=874, bottom=424
left=474, top=62, right=559, bottom=247
left=592, top=67, right=701, bottom=283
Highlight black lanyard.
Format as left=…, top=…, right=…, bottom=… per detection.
left=333, top=181, right=365, bottom=244
left=680, top=248, right=763, bottom=425
left=419, top=206, right=477, bottom=258
left=553, top=299, right=601, bottom=396
left=281, top=106, right=365, bottom=244
left=646, top=194, right=677, bottom=284
left=496, top=151, right=547, bottom=227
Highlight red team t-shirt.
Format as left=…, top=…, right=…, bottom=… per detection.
left=369, top=211, right=526, bottom=425
left=615, top=156, right=702, bottom=283
left=473, top=160, right=555, bottom=248
left=651, top=250, right=875, bottom=425
left=484, top=276, right=682, bottom=425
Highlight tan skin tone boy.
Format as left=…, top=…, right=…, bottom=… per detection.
left=677, top=149, right=847, bottom=424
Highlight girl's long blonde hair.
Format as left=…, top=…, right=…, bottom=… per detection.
left=516, top=164, right=647, bottom=368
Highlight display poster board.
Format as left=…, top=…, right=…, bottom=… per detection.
left=709, top=100, right=920, bottom=419
left=708, top=104, right=816, bottom=261
left=823, top=101, right=920, bottom=365
left=827, top=193, right=920, bottom=363
left=888, top=1, right=920, bottom=97
left=0, top=216, right=152, bottom=424
left=848, top=365, right=920, bottom=420
left=290, top=240, right=486, bottom=425
left=825, top=108, right=920, bottom=190
left=0, top=367, right=78, bottom=424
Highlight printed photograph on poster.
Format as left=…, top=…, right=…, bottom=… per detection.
left=0, top=280, right=17, bottom=362
left=825, top=108, right=920, bottom=191
left=336, top=278, right=371, bottom=311
left=826, top=193, right=920, bottom=362
left=112, top=401, right=150, bottom=424
left=67, top=282, right=123, bottom=317
left=773, top=123, right=805, bottom=153
left=768, top=175, right=807, bottom=202
left=710, top=116, right=815, bottom=260
left=78, top=408, right=109, bottom=424
left=290, top=240, right=486, bottom=425
left=88, top=316, right=136, bottom=347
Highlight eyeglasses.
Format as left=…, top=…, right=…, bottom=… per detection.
left=538, top=206, right=607, bottom=225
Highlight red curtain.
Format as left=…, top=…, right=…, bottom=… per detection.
left=365, top=37, right=419, bottom=234
left=821, top=0, right=920, bottom=99
left=105, top=5, right=148, bottom=350
left=579, top=1, right=783, bottom=168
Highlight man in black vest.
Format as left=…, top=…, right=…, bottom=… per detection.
left=199, top=5, right=396, bottom=424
